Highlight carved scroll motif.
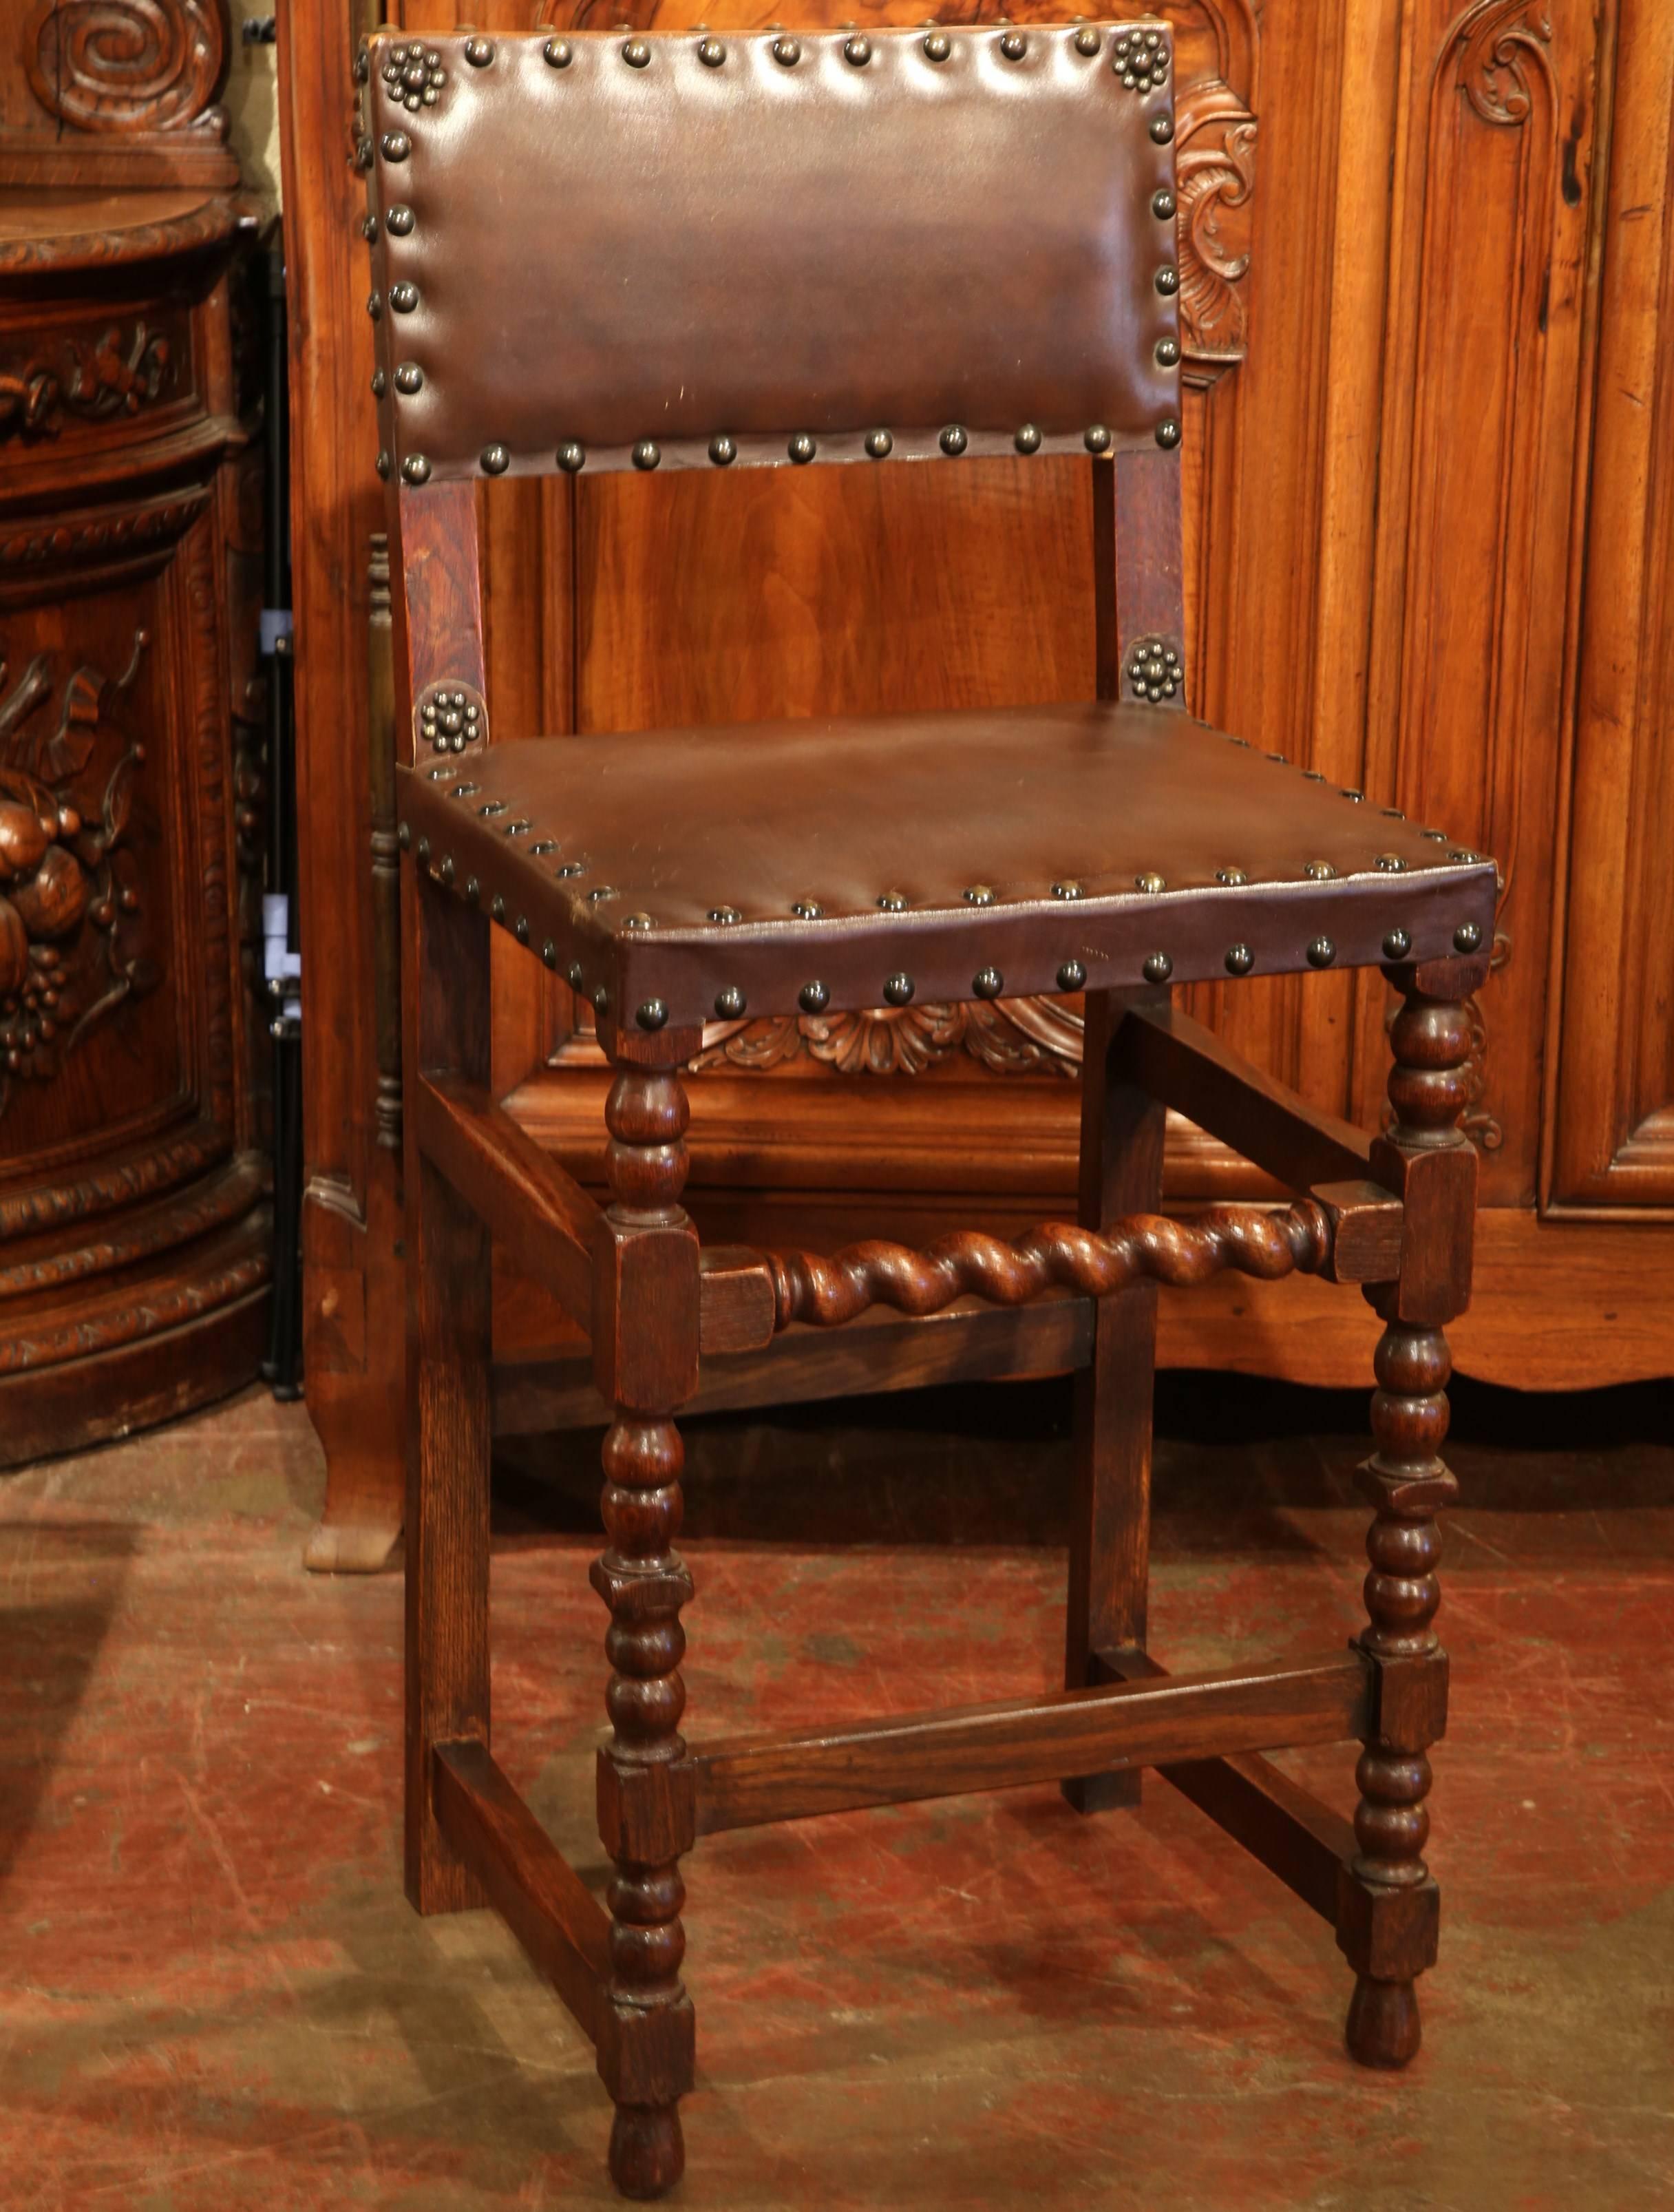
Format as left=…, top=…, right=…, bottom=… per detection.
left=23, top=0, right=227, bottom=135
left=1453, top=0, right=1556, bottom=125
left=1174, top=77, right=1258, bottom=366
left=0, top=633, right=158, bottom=1116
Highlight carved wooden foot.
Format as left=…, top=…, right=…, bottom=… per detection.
left=609, top=2100, right=686, bottom=2202
left=1346, top=1970, right=1423, bottom=2068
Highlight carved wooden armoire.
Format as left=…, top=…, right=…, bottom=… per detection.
left=280, top=0, right=1674, bottom=1566
left=0, top=0, right=269, bottom=1462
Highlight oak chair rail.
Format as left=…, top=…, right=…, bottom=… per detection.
left=367, top=19, right=1490, bottom=2199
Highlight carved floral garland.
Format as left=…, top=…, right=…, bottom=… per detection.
left=0, top=633, right=157, bottom=1115
left=0, top=322, right=173, bottom=444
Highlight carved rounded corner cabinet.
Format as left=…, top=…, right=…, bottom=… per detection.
left=0, top=0, right=271, bottom=1465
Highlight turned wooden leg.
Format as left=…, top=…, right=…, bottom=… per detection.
left=1344, top=1309, right=1456, bottom=2066
left=403, top=870, right=491, bottom=1912
left=591, top=1060, right=700, bottom=2199
left=1064, top=991, right=1167, bottom=1813
left=1342, top=969, right=1477, bottom=2066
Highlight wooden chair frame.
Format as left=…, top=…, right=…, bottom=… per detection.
left=369, top=25, right=1491, bottom=2201
left=394, top=488, right=1485, bottom=2203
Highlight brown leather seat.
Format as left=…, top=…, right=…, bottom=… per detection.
left=399, top=699, right=1494, bottom=1034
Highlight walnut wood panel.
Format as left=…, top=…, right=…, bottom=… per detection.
left=286, top=0, right=1671, bottom=1544
left=1, top=8, right=268, bottom=1465
left=278, top=0, right=405, bottom=1563
left=1549, top=0, right=1674, bottom=1211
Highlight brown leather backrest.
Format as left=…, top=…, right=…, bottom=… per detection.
left=363, top=22, right=1183, bottom=485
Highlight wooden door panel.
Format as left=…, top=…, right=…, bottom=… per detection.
left=1349, top=0, right=1602, bottom=1210
left=1550, top=0, right=1674, bottom=1210
left=0, top=516, right=233, bottom=1201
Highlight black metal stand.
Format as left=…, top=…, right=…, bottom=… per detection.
left=259, top=238, right=304, bottom=1400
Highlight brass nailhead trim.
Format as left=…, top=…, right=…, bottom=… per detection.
left=789, top=432, right=816, bottom=463
left=624, top=39, right=651, bottom=68
left=1384, top=930, right=1412, bottom=960
left=1057, top=960, right=1087, bottom=991
left=464, top=36, right=493, bottom=67
left=799, top=981, right=829, bottom=1013
left=1135, top=872, right=1167, bottom=894
left=924, top=30, right=951, bottom=61
left=633, top=440, right=660, bottom=470
left=1225, top=944, right=1254, bottom=975
left=1074, top=27, right=1102, bottom=58
left=940, top=425, right=967, bottom=456
left=1143, top=952, right=1173, bottom=984
left=1307, top=937, right=1337, bottom=968
left=544, top=38, right=572, bottom=67
left=637, top=998, right=668, bottom=1031
left=1015, top=425, right=1041, bottom=454
left=866, top=430, right=893, bottom=459
left=1156, top=337, right=1181, bottom=368
left=710, top=434, right=737, bottom=466
left=999, top=30, right=1027, bottom=59
left=773, top=36, right=801, bottom=65
left=715, top=986, right=746, bottom=1018
left=699, top=36, right=725, bottom=67
left=387, top=205, right=414, bottom=235
left=883, top=973, right=915, bottom=1006
left=973, top=967, right=1003, bottom=999
left=1085, top=425, right=1112, bottom=454
left=558, top=442, right=585, bottom=473
left=1454, top=922, right=1484, bottom=952
left=844, top=34, right=871, bottom=65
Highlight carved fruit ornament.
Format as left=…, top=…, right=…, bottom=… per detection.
left=0, top=632, right=156, bottom=1110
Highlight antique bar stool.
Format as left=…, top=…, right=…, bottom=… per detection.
left=360, top=21, right=1495, bottom=2198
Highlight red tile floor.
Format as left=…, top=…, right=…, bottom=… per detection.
left=1, top=1374, right=1671, bottom=2209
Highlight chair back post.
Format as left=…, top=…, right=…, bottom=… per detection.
left=386, top=481, right=487, bottom=769
left=1094, top=449, right=1187, bottom=711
